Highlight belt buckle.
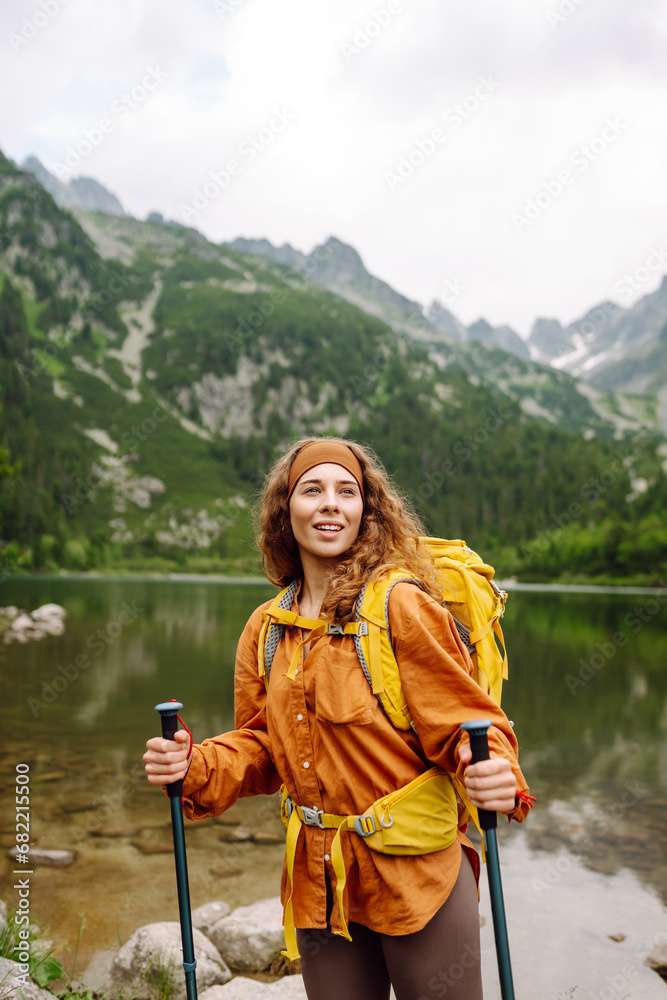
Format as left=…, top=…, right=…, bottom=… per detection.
left=301, top=805, right=325, bottom=828
left=353, top=814, right=377, bottom=837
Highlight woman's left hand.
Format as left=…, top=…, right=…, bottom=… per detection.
left=457, top=741, right=517, bottom=814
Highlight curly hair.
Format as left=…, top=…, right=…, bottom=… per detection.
left=253, top=435, right=444, bottom=622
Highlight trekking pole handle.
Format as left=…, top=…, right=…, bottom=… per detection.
left=460, top=719, right=497, bottom=831
left=155, top=700, right=185, bottom=800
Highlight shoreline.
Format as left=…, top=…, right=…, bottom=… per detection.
left=1, top=570, right=666, bottom=595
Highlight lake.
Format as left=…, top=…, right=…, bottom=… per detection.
left=1, top=575, right=666, bottom=980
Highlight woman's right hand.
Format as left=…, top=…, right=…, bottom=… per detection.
left=143, top=728, right=192, bottom=786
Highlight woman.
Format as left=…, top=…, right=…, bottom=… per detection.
left=143, top=436, right=534, bottom=1000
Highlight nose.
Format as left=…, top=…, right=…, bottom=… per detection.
left=318, top=489, right=339, bottom=509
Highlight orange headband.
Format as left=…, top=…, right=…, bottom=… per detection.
left=287, top=441, right=365, bottom=501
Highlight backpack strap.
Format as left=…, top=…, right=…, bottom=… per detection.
left=353, top=570, right=427, bottom=731
left=258, top=581, right=300, bottom=686
left=258, top=580, right=369, bottom=686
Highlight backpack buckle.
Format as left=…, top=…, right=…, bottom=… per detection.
left=353, top=814, right=377, bottom=837
left=327, top=624, right=345, bottom=635
left=300, top=805, right=325, bottom=828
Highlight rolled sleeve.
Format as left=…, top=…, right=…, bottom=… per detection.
left=163, top=600, right=281, bottom=821
left=389, top=582, right=534, bottom=822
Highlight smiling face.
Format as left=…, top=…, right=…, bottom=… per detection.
left=288, top=462, right=364, bottom=564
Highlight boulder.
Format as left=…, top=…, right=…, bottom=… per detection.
left=31, top=603, right=66, bottom=621
left=200, top=975, right=307, bottom=999
left=219, top=826, right=253, bottom=843
left=208, top=897, right=285, bottom=972
left=110, top=921, right=232, bottom=999
left=645, top=937, right=667, bottom=977
left=0, top=957, right=55, bottom=999
left=10, top=613, right=33, bottom=631
left=193, top=900, right=232, bottom=936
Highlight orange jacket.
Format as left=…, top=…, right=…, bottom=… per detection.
left=176, top=581, right=534, bottom=937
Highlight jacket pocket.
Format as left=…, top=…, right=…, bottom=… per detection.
left=314, top=644, right=375, bottom=725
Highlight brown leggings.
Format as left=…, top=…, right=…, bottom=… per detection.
left=295, top=849, right=483, bottom=1000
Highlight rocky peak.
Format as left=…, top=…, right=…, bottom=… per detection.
left=21, top=154, right=125, bottom=216
left=426, top=299, right=467, bottom=341
left=467, top=318, right=530, bottom=360
left=306, top=235, right=366, bottom=281
left=528, top=317, right=571, bottom=361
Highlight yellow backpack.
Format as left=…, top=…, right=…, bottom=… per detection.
left=258, top=535, right=509, bottom=720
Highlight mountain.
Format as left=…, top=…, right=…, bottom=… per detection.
left=425, top=299, right=467, bottom=341
left=21, top=154, right=126, bottom=216
left=528, top=317, right=572, bottom=363
left=17, top=155, right=667, bottom=429
left=466, top=318, right=530, bottom=360
left=230, top=233, right=441, bottom=343
left=1, top=147, right=665, bottom=581
left=423, top=339, right=658, bottom=439
left=528, top=282, right=667, bottom=427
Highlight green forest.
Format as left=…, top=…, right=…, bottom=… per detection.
left=0, top=149, right=665, bottom=585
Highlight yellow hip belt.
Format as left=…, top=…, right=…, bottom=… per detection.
left=278, top=766, right=485, bottom=961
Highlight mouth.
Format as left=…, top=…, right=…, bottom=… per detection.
left=312, top=523, right=344, bottom=533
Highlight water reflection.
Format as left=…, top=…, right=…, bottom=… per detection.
left=0, top=577, right=665, bottom=909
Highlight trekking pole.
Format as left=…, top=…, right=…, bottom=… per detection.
left=155, top=700, right=198, bottom=1000
left=460, top=719, right=515, bottom=1000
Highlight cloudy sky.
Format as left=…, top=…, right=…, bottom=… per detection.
left=2, top=0, right=666, bottom=334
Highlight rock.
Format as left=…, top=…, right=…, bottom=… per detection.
left=31, top=938, right=54, bottom=961
left=645, top=937, right=667, bottom=976
left=31, top=771, right=66, bottom=783
left=89, top=823, right=140, bottom=838
left=219, top=827, right=253, bottom=843
left=110, top=921, right=232, bottom=999
left=78, top=949, right=116, bottom=996
left=130, top=837, right=174, bottom=855
left=37, top=618, right=65, bottom=636
left=209, top=866, right=244, bottom=879
left=7, top=846, right=76, bottom=866
left=61, top=800, right=100, bottom=815
left=0, top=957, right=55, bottom=998
left=253, top=831, right=284, bottom=845
left=11, top=613, right=33, bottom=631
left=31, top=603, right=66, bottom=621
left=193, top=900, right=232, bottom=936
left=208, top=897, right=285, bottom=972
left=1, top=604, right=66, bottom=643
left=200, top=975, right=307, bottom=999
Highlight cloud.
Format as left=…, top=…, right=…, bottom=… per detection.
left=1, top=0, right=666, bottom=333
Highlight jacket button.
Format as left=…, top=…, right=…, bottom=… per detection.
left=296, top=713, right=304, bottom=721
left=302, top=761, right=310, bottom=769
left=324, top=853, right=330, bottom=861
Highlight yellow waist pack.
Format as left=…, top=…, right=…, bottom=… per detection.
left=278, top=766, right=484, bottom=961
